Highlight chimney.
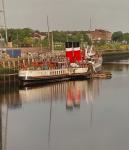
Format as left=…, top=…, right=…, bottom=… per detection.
left=73, top=42, right=81, bottom=62
left=65, top=42, right=73, bottom=63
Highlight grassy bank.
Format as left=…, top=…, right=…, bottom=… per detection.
left=0, top=67, right=18, bottom=74
left=0, top=67, right=18, bottom=82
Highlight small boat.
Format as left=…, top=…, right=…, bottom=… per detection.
left=18, top=42, right=102, bottom=85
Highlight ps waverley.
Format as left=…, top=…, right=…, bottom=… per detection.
left=18, top=42, right=102, bottom=84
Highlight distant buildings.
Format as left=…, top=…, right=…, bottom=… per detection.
left=87, top=29, right=112, bottom=42
left=31, top=31, right=47, bottom=40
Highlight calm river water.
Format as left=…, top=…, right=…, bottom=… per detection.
left=0, top=60, right=129, bottom=150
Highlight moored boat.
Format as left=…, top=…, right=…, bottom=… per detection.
left=18, top=42, right=102, bottom=85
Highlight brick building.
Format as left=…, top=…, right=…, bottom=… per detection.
left=31, top=31, right=47, bottom=40
left=87, top=29, right=112, bottom=42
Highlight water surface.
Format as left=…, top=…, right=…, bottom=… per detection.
left=1, top=60, right=129, bottom=150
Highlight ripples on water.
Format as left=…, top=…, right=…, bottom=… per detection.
left=0, top=59, right=129, bottom=150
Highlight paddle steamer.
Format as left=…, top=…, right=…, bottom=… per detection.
left=18, top=42, right=102, bottom=85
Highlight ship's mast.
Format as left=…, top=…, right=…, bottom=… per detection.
left=90, top=16, right=92, bottom=31
left=0, top=0, right=8, bottom=44
left=89, top=16, right=92, bottom=42
left=51, top=31, right=54, bottom=52
left=47, top=16, right=50, bottom=51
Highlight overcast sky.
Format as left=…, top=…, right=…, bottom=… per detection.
left=1, top=0, right=129, bottom=32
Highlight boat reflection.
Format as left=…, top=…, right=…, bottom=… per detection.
left=0, top=82, right=20, bottom=150
left=66, top=80, right=101, bottom=110
left=19, top=80, right=102, bottom=147
left=0, top=83, right=21, bottom=109
left=66, top=82, right=81, bottom=109
left=0, top=79, right=102, bottom=111
left=19, top=80, right=101, bottom=109
left=0, top=79, right=102, bottom=150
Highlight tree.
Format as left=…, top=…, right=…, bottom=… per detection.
left=53, top=31, right=67, bottom=42
left=112, top=31, right=123, bottom=42
left=123, top=33, right=129, bottom=44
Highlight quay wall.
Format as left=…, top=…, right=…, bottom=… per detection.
left=101, top=49, right=129, bottom=62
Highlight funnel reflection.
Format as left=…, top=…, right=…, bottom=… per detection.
left=66, top=80, right=101, bottom=110
left=66, top=82, right=81, bottom=109
left=0, top=80, right=102, bottom=109
left=0, top=80, right=102, bottom=150
left=19, top=80, right=101, bottom=108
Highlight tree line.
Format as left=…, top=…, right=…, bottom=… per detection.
left=1, top=28, right=129, bottom=50
left=112, top=31, right=129, bottom=43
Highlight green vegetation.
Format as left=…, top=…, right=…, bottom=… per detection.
left=112, top=31, right=129, bottom=44
left=0, top=28, right=33, bottom=47
left=95, top=41, right=129, bottom=50
left=0, top=67, right=17, bottom=74
left=94, top=31, right=129, bottom=50
left=0, top=67, right=18, bottom=81
left=0, top=28, right=92, bottom=49
left=1, top=28, right=129, bottom=51
left=53, top=31, right=91, bottom=43
left=52, top=31, right=92, bottom=50
left=112, top=31, right=123, bottom=42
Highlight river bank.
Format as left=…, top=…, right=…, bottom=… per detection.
left=101, top=49, right=129, bottom=62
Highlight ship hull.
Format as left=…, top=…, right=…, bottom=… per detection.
left=19, top=61, right=102, bottom=86
left=19, top=76, right=71, bottom=86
